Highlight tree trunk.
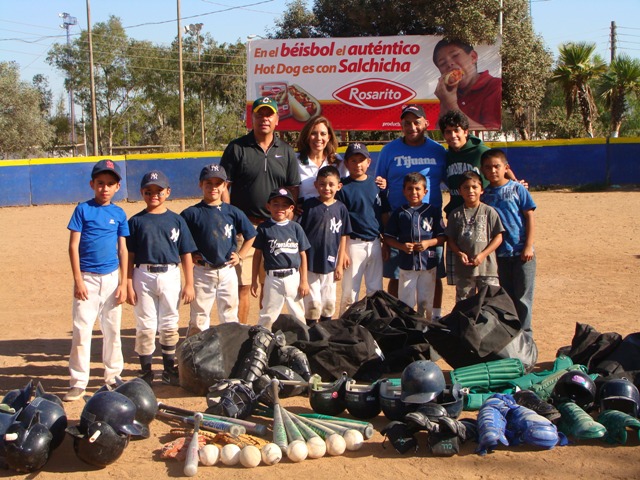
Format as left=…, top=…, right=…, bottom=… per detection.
left=577, top=88, right=594, bottom=138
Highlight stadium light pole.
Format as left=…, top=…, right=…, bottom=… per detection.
left=186, top=23, right=205, bottom=150
left=177, top=0, right=186, bottom=152
left=86, top=0, right=99, bottom=156
left=59, top=12, right=78, bottom=156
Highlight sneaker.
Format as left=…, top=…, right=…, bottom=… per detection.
left=161, top=367, right=180, bottom=386
left=138, top=369, right=155, bottom=387
left=513, top=390, right=561, bottom=424
left=63, top=387, right=85, bottom=402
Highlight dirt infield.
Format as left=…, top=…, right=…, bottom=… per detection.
left=0, top=190, right=639, bottom=479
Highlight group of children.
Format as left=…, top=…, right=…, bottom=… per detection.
left=65, top=142, right=535, bottom=401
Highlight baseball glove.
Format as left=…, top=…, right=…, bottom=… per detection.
left=160, top=435, right=207, bottom=461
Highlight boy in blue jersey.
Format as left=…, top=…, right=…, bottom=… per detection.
left=299, top=165, right=352, bottom=325
left=337, top=143, right=391, bottom=314
left=127, top=170, right=197, bottom=386
left=384, top=172, right=445, bottom=320
left=481, top=149, right=537, bottom=333
left=251, top=188, right=310, bottom=330
left=65, top=159, right=129, bottom=402
left=181, top=164, right=256, bottom=334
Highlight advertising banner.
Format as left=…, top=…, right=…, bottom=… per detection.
left=246, top=35, right=502, bottom=131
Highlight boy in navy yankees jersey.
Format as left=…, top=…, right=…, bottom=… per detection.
left=384, top=172, right=445, bottom=320
left=251, top=188, right=310, bottom=329
left=181, top=164, right=256, bottom=333
left=299, top=165, right=352, bottom=325
left=337, top=143, right=391, bottom=314
left=65, top=159, right=129, bottom=402
left=127, top=170, right=197, bottom=386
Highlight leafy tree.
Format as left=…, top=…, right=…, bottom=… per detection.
left=32, top=74, right=53, bottom=118
left=598, top=54, right=640, bottom=137
left=0, top=62, right=53, bottom=158
left=552, top=42, right=607, bottom=138
left=270, top=0, right=319, bottom=38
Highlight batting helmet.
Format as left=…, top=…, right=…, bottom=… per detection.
left=551, top=370, right=597, bottom=410
left=80, top=391, right=143, bottom=437
left=18, top=397, right=67, bottom=450
left=34, top=382, right=63, bottom=408
left=2, top=380, right=33, bottom=411
left=3, top=412, right=52, bottom=473
left=598, top=378, right=640, bottom=417
left=309, top=374, right=348, bottom=416
left=379, top=379, right=417, bottom=421
left=114, top=378, right=157, bottom=439
left=400, top=360, right=446, bottom=404
left=67, top=421, right=129, bottom=468
left=345, top=379, right=381, bottom=419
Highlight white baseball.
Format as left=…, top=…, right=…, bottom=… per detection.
left=343, top=429, right=364, bottom=451
left=261, top=443, right=283, bottom=466
left=286, top=439, right=308, bottom=463
left=220, top=444, right=241, bottom=466
left=306, top=436, right=326, bottom=458
left=239, top=445, right=262, bottom=468
left=198, top=444, right=220, bottom=466
left=325, top=433, right=346, bottom=456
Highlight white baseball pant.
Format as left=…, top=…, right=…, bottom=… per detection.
left=304, top=271, right=337, bottom=320
left=340, top=238, right=383, bottom=315
left=188, top=263, right=239, bottom=335
left=399, top=267, right=437, bottom=320
left=257, top=269, right=306, bottom=330
left=69, top=270, right=123, bottom=389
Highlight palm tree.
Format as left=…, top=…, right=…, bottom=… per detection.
left=552, top=42, right=607, bottom=138
left=599, top=54, right=640, bottom=137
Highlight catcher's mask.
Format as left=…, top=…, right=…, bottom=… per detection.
left=206, top=379, right=257, bottom=419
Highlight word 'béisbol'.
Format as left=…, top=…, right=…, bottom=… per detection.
left=280, top=40, right=421, bottom=57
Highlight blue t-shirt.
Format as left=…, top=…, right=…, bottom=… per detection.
left=482, top=181, right=536, bottom=257
left=67, top=199, right=129, bottom=274
left=127, top=209, right=197, bottom=265
left=385, top=203, right=445, bottom=271
left=299, top=198, right=352, bottom=274
left=336, top=176, right=391, bottom=241
left=253, top=219, right=310, bottom=271
left=181, top=201, right=256, bottom=266
left=376, top=137, right=447, bottom=211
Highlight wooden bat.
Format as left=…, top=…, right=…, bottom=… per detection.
left=271, top=379, right=288, bottom=451
left=156, top=409, right=245, bottom=436
left=183, top=412, right=202, bottom=477
left=158, top=402, right=267, bottom=436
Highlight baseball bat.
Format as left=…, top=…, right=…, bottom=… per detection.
left=158, top=402, right=267, bottom=436
left=280, top=407, right=305, bottom=444
left=183, top=412, right=202, bottom=477
left=298, top=412, right=372, bottom=426
left=156, top=409, right=245, bottom=436
left=271, top=379, right=288, bottom=451
left=300, top=415, right=374, bottom=439
left=289, top=412, right=339, bottom=440
left=288, top=411, right=323, bottom=441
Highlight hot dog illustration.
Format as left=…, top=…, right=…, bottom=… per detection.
left=287, top=84, right=321, bottom=122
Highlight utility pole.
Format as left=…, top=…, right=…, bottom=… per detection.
left=185, top=23, right=205, bottom=150
left=177, top=0, right=186, bottom=152
left=610, top=21, right=617, bottom=62
left=59, top=13, right=78, bottom=156
left=86, top=0, right=99, bottom=156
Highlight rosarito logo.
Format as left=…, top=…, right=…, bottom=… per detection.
left=333, top=79, right=415, bottom=110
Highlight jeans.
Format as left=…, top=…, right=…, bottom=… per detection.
left=498, top=255, right=536, bottom=333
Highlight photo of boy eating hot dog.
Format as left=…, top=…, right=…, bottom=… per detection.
left=432, top=39, right=502, bottom=131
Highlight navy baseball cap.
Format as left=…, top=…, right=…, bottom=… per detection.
left=268, top=188, right=295, bottom=205
left=401, top=104, right=426, bottom=119
left=92, top=159, right=121, bottom=181
left=199, top=164, right=227, bottom=182
left=344, top=143, right=370, bottom=161
left=252, top=96, right=278, bottom=114
left=140, top=170, right=170, bottom=189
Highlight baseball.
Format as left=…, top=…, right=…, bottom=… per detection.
left=306, top=436, right=326, bottom=458
left=286, top=439, right=308, bottom=463
left=325, top=433, right=346, bottom=456
left=198, top=444, right=220, bottom=466
left=261, top=443, right=283, bottom=466
left=343, top=429, right=364, bottom=451
left=220, top=444, right=241, bottom=466
left=239, top=445, right=262, bottom=468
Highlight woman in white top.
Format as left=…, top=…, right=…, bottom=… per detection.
left=296, top=116, right=347, bottom=203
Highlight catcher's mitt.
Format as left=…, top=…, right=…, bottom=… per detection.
left=206, top=379, right=257, bottom=419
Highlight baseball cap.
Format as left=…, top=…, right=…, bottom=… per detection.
left=199, top=164, right=227, bottom=182
left=401, top=104, right=426, bottom=119
left=140, top=170, right=170, bottom=189
left=92, top=159, right=122, bottom=181
left=267, top=188, right=295, bottom=205
left=344, top=143, right=370, bottom=161
left=252, top=96, right=278, bottom=114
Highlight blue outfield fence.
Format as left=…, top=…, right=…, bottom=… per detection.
left=1, top=138, right=639, bottom=207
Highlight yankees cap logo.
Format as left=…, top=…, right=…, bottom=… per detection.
left=150, top=172, right=159, bottom=180
left=209, top=164, right=220, bottom=171
left=279, top=188, right=287, bottom=195
left=352, top=143, right=362, bottom=149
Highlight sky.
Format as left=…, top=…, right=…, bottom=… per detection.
left=1, top=0, right=640, bottom=102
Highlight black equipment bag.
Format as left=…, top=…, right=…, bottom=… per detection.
left=556, top=322, right=623, bottom=371
left=424, top=285, right=538, bottom=371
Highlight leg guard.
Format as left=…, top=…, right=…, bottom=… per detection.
left=505, top=403, right=567, bottom=448
left=557, top=402, right=606, bottom=440
left=277, top=345, right=312, bottom=381
left=450, top=359, right=526, bottom=390
left=236, top=326, right=275, bottom=384
left=598, top=410, right=640, bottom=445
left=476, top=396, right=511, bottom=455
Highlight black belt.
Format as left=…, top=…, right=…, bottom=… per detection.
left=350, top=235, right=377, bottom=241
left=196, top=260, right=229, bottom=270
left=137, top=264, right=176, bottom=273
left=268, top=269, right=295, bottom=278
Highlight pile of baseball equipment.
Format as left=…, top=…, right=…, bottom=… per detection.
left=1, top=332, right=639, bottom=473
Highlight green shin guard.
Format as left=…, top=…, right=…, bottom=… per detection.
left=557, top=402, right=606, bottom=440
left=507, top=356, right=576, bottom=396
left=450, top=358, right=526, bottom=390
left=598, top=410, right=640, bottom=444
